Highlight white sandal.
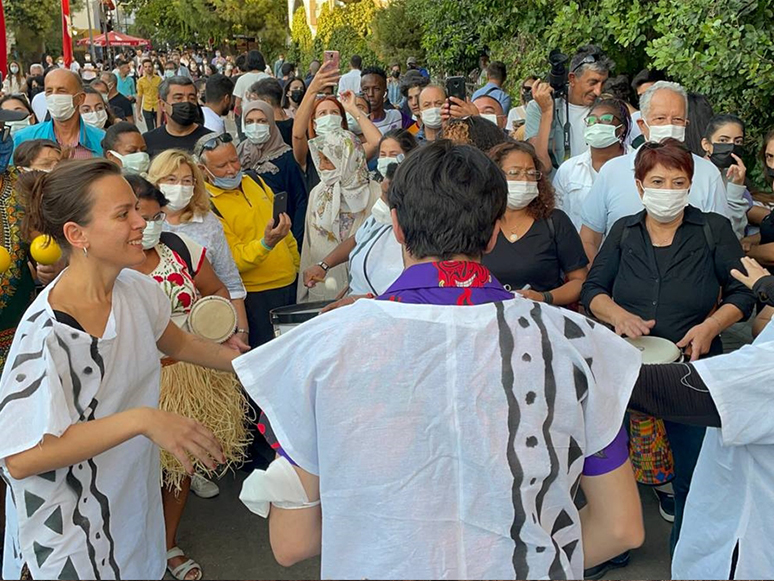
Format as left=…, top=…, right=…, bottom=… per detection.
left=166, top=546, right=203, bottom=581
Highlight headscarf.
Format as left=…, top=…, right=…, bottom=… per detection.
left=237, top=100, right=291, bottom=175
left=307, top=128, right=373, bottom=240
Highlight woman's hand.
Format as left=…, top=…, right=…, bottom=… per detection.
left=727, top=153, right=747, bottom=186
left=338, top=90, right=359, bottom=115
left=677, top=318, right=720, bottom=362
left=308, top=60, right=340, bottom=95
left=141, top=408, right=225, bottom=474
left=223, top=334, right=250, bottom=353
left=731, top=256, right=771, bottom=290
left=612, top=310, right=656, bottom=338
left=515, top=289, right=544, bottom=302
left=264, top=213, right=292, bottom=248
left=303, top=264, right=326, bottom=288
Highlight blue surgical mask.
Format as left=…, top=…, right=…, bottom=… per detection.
left=0, top=131, right=14, bottom=173
left=208, top=168, right=243, bottom=190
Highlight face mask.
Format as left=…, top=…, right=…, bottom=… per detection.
left=377, top=155, right=402, bottom=177
left=506, top=181, right=540, bottom=210
left=584, top=123, right=622, bottom=149
left=159, top=183, right=196, bottom=211
left=319, top=169, right=339, bottom=186
left=110, top=150, right=150, bottom=175
left=206, top=168, right=243, bottom=191
left=646, top=122, right=686, bottom=143
left=371, top=198, right=392, bottom=224
left=82, top=109, right=108, bottom=129
left=391, top=70, right=400, bottom=79
left=346, top=113, right=362, bottom=134
left=141, top=219, right=164, bottom=250
left=165, top=70, right=175, bottom=78
left=480, top=113, right=499, bottom=126
left=244, top=123, right=271, bottom=145
left=314, top=113, right=342, bottom=136
left=641, top=187, right=690, bottom=223
left=10, top=65, right=18, bottom=74
left=46, top=94, right=77, bottom=121
left=421, top=107, right=442, bottom=129
left=7, top=117, right=31, bottom=136
left=709, top=143, right=744, bottom=170
left=290, top=89, right=304, bottom=104
left=169, top=102, right=198, bottom=126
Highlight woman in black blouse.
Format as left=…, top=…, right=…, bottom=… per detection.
left=581, top=138, right=755, bottom=553
left=482, top=141, right=588, bottom=305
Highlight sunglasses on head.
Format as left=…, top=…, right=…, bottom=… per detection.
left=199, top=132, right=234, bottom=153
left=571, top=54, right=599, bottom=74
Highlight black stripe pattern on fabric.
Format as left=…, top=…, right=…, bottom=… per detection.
left=0, top=374, right=46, bottom=414
left=495, top=302, right=529, bottom=577
left=66, top=467, right=98, bottom=579
left=55, top=334, right=85, bottom=417
left=89, top=337, right=105, bottom=379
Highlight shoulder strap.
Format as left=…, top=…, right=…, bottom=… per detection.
left=702, top=220, right=715, bottom=253
left=159, top=231, right=195, bottom=275
left=546, top=215, right=556, bottom=241
left=209, top=200, right=224, bottom=218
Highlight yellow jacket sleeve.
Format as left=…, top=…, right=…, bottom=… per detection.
left=285, top=230, right=300, bottom=271
left=219, top=215, right=272, bottom=273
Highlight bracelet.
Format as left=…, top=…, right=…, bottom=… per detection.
left=542, top=291, right=554, bottom=305
left=235, top=328, right=249, bottom=335
left=260, top=238, right=273, bottom=251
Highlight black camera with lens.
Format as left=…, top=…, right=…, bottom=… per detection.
left=547, top=49, right=569, bottom=99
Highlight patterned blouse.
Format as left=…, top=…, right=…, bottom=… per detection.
left=148, top=235, right=205, bottom=328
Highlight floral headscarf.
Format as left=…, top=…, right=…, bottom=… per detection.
left=237, top=100, right=291, bottom=175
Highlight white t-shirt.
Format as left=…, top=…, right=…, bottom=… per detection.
left=348, top=217, right=403, bottom=295
left=337, top=69, right=362, bottom=95
left=233, top=298, right=640, bottom=579
left=675, top=322, right=774, bottom=579
left=372, top=109, right=404, bottom=135
left=567, top=102, right=590, bottom=159
left=552, top=149, right=598, bottom=231
left=31, top=92, right=47, bottom=124
left=233, top=72, right=270, bottom=101
left=1, top=269, right=171, bottom=581
left=202, top=105, right=225, bottom=134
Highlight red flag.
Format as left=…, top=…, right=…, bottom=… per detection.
left=61, top=0, right=73, bottom=68
left=0, top=0, right=7, bottom=78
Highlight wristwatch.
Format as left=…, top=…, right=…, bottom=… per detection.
left=318, top=261, right=330, bottom=272
left=542, top=291, right=554, bottom=305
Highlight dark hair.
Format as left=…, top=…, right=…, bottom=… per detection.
left=280, top=62, right=295, bottom=77
left=141, top=58, right=152, bottom=67
left=399, top=70, right=429, bottom=97
left=90, top=79, right=109, bottom=93
left=125, top=173, right=168, bottom=207
left=631, top=69, right=667, bottom=91
left=205, top=73, right=234, bottom=105
left=442, top=116, right=507, bottom=153
left=248, top=78, right=283, bottom=108
left=388, top=140, right=507, bottom=260
left=379, top=128, right=418, bottom=155
left=589, top=97, right=632, bottom=145
left=13, top=139, right=61, bottom=169
left=602, top=75, right=634, bottom=106
left=84, top=86, right=118, bottom=127
left=21, top=158, right=122, bottom=251
left=634, top=138, right=695, bottom=183
left=159, top=75, right=194, bottom=102
left=704, top=113, right=745, bottom=141
left=245, top=50, right=266, bottom=72
left=761, top=127, right=774, bottom=187
left=350, top=55, right=362, bottom=69
left=235, top=54, right=247, bottom=71
left=0, top=94, right=34, bottom=118
left=487, top=61, right=507, bottom=84
left=281, top=78, right=306, bottom=109
left=101, top=121, right=142, bottom=153
left=489, top=141, right=556, bottom=221
left=361, top=66, right=387, bottom=84
left=685, top=92, right=714, bottom=157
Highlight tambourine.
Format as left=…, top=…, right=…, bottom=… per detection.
left=625, top=336, right=682, bottom=364
left=187, top=296, right=237, bottom=343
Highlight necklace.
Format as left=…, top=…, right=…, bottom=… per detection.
left=504, top=216, right=532, bottom=242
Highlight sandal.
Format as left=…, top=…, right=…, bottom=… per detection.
left=166, top=546, right=203, bottom=581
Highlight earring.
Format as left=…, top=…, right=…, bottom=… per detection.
left=83, top=247, right=88, bottom=258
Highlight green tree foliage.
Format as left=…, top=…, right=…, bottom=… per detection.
left=313, top=0, right=379, bottom=68
left=6, top=0, right=84, bottom=62
left=370, top=0, right=424, bottom=68
left=288, top=6, right=314, bottom=71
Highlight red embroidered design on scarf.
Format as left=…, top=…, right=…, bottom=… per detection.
left=434, top=261, right=491, bottom=288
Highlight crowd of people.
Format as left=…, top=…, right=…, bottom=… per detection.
left=1, top=40, right=774, bottom=581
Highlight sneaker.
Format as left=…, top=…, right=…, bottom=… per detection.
left=584, top=550, right=630, bottom=580
left=653, top=488, right=675, bottom=523
left=190, top=474, right=219, bottom=499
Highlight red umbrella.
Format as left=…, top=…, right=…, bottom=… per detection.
left=77, top=31, right=150, bottom=47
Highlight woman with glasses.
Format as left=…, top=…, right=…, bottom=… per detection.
left=581, top=139, right=754, bottom=553
left=126, top=174, right=249, bottom=581
left=481, top=141, right=588, bottom=306
left=553, top=98, right=631, bottom=230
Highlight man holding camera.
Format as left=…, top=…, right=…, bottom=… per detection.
left=525, top=45, right=613, bottom=174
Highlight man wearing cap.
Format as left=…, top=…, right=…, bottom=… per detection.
left=406, top=56, right=429, bottom=79
left=14, top=69, right=105, bottom=158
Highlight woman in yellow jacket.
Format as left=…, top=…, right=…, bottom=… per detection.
left=195, top=133, right=300, bottom=347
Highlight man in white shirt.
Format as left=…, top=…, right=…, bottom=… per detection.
left=579, top=81, right=746, bottom=260
left=202, top=73, right=234, bottom=133
left=525, top=45, right=613, bottom=173
left=337, top=54, right=362, bottom=96
left=361, top=66, right=406, bottom=134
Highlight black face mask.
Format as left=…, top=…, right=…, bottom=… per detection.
left=709, top=142, right=744, bottom=169
left=290, top=89, right=305, bottom=104
left=170, top=102, right=198, bottom=126
left=391, top=70, right=400, bottom=79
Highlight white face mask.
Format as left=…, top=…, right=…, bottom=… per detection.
left=159, top=183, right=196, bottom=212
left=9, top=65, right=18, bottom=74
left=584, top=123, right=621, bottom=149
left=421, top=107, right=442, bottom=129
left=141, top=219, right=164, bottom=250
left=480, top=113, right=499, bottom=126
left=319, top=169, right=339, bottom=186
left=314, top=113, right=342, bottom=136
left=377, top=155, right=402, bottom=177
left=82, top=109, right=108, bottom=129
left=244, top=122, right=271, bottom=145
left=640, top=186, right=690, bottom=223
left=371, top=198, right=392, bottom=225
left=346, top=113, right=362, bottom=134
left=46, top=94, right=77, bottom=122
left=7, top=117, right=31, bottom=136
left=506, top=180, right=540, bottom=210
left=645, top=122, right=686, bottom=143
left=110, top=150, right=150, bottom=175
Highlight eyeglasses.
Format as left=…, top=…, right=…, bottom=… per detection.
left=571, top=54, right=599, bottom=73
left=585, top=113, right=620, bottom=126
left=197, top=132, right=233, bottom=155
left=160, top=175, right=196, bottom=186
left=144, top=212, right=166, bottom=223
left=506, top=169, right=542, bottom=181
